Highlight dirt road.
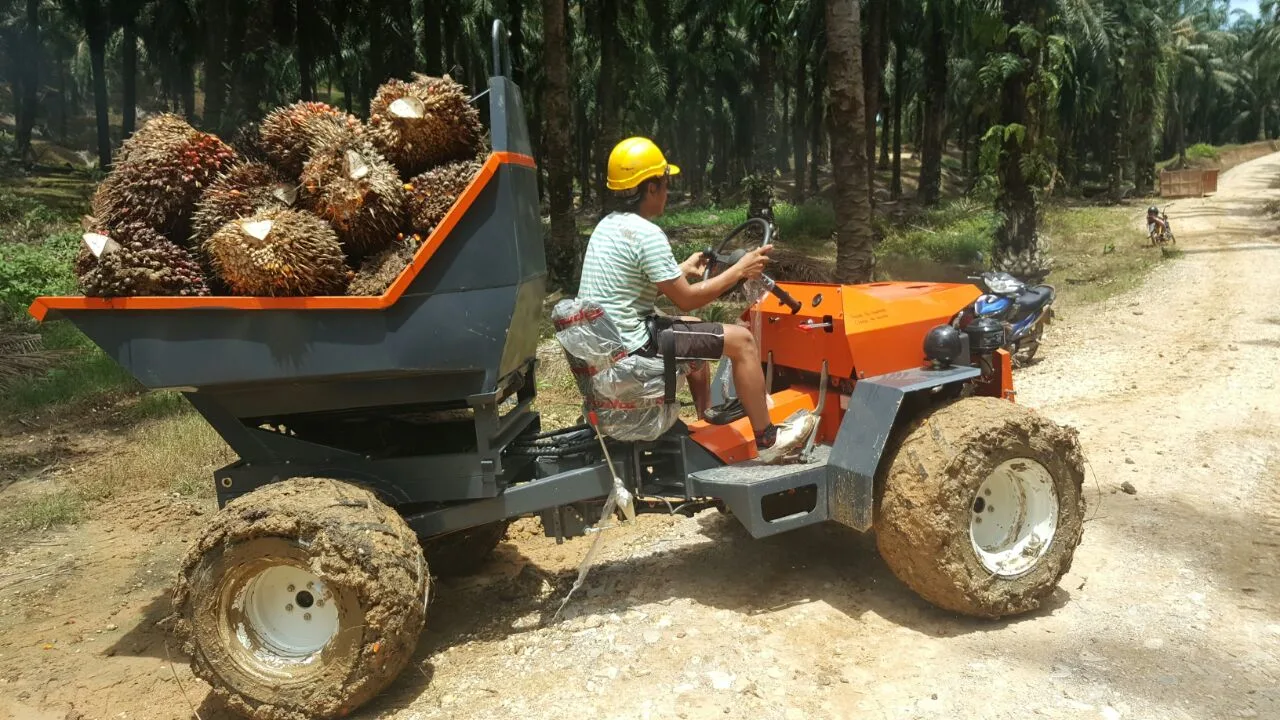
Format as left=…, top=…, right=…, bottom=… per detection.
left=3, top=154, right=1279, bottom=720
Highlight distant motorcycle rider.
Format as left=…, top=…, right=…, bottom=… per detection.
left=1147, top=206, right=1169, bottom=238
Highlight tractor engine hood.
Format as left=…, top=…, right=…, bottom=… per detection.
left=749, top=281, right=983, bottom=382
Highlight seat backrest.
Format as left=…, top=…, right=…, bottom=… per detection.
left=550, top=298, right=680, bottom=442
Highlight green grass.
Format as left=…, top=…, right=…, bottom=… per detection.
left=877, top=198, right=997, bottom=266
left=1041, top=204, right=1161, bottom=305
left=0, top=322, right=139, bottom=415
left=5, top=490, right=86, bottom=532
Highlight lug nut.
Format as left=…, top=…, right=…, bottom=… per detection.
left=287, top=584, right=295, bottom=593
left=286, top=604, right=294, bottom=612
left=304, top=613, right=312, bottom=621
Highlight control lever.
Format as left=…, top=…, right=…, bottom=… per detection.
left=760, top=275, right=802, bottom=314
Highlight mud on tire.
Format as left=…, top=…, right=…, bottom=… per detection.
left=173, top=478, right=428, bottom=720
left=875, top=397, right=1085, bottom=618
left=422, top=520, right=509, bottom=577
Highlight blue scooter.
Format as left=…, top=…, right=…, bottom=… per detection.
left=958, top=271, right=1056, bottom=367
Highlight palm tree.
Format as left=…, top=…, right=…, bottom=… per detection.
left=13, top=0, right=40, bottom=162
left=917, top=0, right=947, bottom=206
left=826, top=0, right=874, bottom=282
left=59, top=0, right=111, bottom=168
left=542, top=0, right=579, bottom=290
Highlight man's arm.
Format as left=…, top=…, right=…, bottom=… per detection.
left=657, top=246, right=773, bottom=313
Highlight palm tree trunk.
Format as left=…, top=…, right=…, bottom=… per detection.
left=793, top=56, right=809, bottom=203
left=595, top=0, right=621, bottom=209
left=993, top=0, right=1046, bottom=281
left=541, top=0, right=578, bottom=291
left=88, top=23, right=112, bottom=170
left=861, top=0, right=885, bottom=198
left=918, top=0, right=946, bottom=205
left=14, top=0, right=39, bottom=161
left=202, top=0, right=227, bottom=131
left=296, top=0, right=315, bottom=101
left=809, top=61, right=825, bottom=196
left=890, top=36, right=904, bottom=200
left=826, top=0, right=874, bottom=283
left=122, top=16, right=138, bottom=139
left=423, top=0, right=442, bottom=75
left=748, top=0, right=777, bottom=220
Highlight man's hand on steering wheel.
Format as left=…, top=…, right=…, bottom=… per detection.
left=681, top=251, right=710, bottom=278
left=735, top=244, right=774, bottom=281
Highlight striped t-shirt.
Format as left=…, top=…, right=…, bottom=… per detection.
left=578, top=212, right=683, bottom=352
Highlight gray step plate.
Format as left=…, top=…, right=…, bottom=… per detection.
left=690, top=445, right=831, bottom=486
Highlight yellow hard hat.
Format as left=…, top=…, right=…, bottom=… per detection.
left=606, top=137, right=681, bottom=192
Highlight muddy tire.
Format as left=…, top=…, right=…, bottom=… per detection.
left=173, top=478, right=428, bottom=720
left=875, top=397, right=1085, bottom=618
left=422, top=520, right=509, bottom=577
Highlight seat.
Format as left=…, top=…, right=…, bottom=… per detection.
left=1012, top=286, right=1054, bottom=323
left=551, top=298, right=683, bottom=442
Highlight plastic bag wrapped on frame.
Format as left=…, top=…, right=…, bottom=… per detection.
left=551, top=298, right=683, bottom=442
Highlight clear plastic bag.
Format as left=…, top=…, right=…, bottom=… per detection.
left=551, top=298, right=682, bottom=442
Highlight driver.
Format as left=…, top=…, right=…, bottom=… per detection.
left=577, top=137, right=816, bottom=464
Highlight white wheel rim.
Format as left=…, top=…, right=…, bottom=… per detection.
left=969, top=458, right=1059, bottom=578
left=240, top=564, right=340, bottom=663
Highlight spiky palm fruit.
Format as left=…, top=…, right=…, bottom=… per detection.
left=346, top=236, right=419, bottom=296
left=191, top=161, right=297, bottom=245
left=90, top=114, right=237, bottom=245
left=204, top=209, right=351, bottom=297
left=75, top=222, right=212, bottom=298
left=300, top=128, right=406, bottom=258
left=258, top=101, right=364, bottom=179
left=230, top=120, right=268, bottom=163
left=367, top=74, right=484, bottom=177
left=405, top=159, right=482, bottom=237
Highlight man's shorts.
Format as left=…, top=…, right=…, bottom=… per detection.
left=634, top=319, right=725, bottom=362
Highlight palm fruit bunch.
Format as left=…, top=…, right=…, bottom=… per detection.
left=90, top=114, right=237, bottom=244
left=367, top=74, right=484, bottom=177
left=300, top=125, right=406, bottom=259
left=204, top=208, right=350, bottom=297
left=258, top=101, right=364, bottom=179
left=75, top=222, right=211, bottom=298
left=405, top=159, right=483, bottom=238
left=346, top=236, right=419, bottom=296
left=192, top=161, right=297, bottom=245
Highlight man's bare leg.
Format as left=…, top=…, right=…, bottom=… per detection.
left=722, top=325, right=770, bottom=432
left=686, top=362, right=712, bottom=419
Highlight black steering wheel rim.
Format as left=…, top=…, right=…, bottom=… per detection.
left=702, top=217, right=774, bottom=283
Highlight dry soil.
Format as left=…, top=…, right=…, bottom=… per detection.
left=2, top=153, right=1279, bottom=720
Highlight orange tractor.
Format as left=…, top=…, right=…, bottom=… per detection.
left=31, top=35, right=1084, bottom=720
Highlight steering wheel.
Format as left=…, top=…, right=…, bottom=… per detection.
left=701, top=218, right=803, bottom=314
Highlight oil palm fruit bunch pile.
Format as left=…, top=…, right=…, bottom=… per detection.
left=72, top=73, right=487, bottom=299
left=405, top=158, right=483, bottom=238
left=90, top=114, right=237, bottom=244
left=258, top=101, right=364, bottom=179
left=300, top=123, right=407, bottom=259
left=346, top=236, right=419, bottom=297
left=191, top=161, right=296, bottom=246
left=75, top=222, right=211, bottom=298
left=368, top=74, right=484, bottom=177
left=204, top=209, right=349, bottom=296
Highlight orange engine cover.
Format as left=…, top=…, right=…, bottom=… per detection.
left=751, top=280, right=982, bottom=382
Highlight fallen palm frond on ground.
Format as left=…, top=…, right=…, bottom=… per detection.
left=0, top=332, right=64, bottom=390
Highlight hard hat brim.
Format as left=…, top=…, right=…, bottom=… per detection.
left=668, top=164, right=681, bottom=177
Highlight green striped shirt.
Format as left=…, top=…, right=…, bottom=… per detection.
left=578, top=212, right=683, bottom=352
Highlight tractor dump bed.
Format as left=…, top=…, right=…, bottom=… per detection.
left=29, top=75, right=549, bottom=508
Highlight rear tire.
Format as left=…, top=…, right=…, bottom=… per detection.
left=875, top=397, right=1085, bottom=618
left=174, top=478, right=427, bottom=720
left=422, top=520, right=510, bottom=577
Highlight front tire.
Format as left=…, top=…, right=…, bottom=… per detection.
left=174, top=478, right=428, bottom=720
left=875, top=397, right=1085, bottom=618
